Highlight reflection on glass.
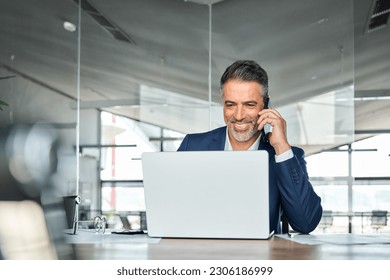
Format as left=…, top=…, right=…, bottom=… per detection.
left=0, top=0, right=79, bottom=194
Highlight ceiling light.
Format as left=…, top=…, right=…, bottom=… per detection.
left=316, top=17, right=329, bottom=24
left=184, top=0, right=225, bottom=5
left=63, top=21, right=77, bottom=32
left=354, top=96, right=390, bottom=101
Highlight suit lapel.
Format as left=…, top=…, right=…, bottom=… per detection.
left=209, top=126, right=226, bottom=150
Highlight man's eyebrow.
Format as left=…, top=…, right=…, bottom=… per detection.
left=224, top=100, right=258, bottom=105
left=243, top=100, right=258, bottom=104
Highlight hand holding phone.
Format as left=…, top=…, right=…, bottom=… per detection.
left=258, top=99, right=291, bottom=154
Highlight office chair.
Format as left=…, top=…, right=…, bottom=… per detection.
left=370, top=210, right=388, bottom=233
left=0, top=200, right=58, bottom=259
left=281, top=213, right=289, bottom=234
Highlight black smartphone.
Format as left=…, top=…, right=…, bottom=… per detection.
left=264, top=97, right=269, bottom=110
left=262, top=97, right=271, bottom=141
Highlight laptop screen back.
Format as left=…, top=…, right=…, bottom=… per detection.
left=141, top=150, right=271, bottom=239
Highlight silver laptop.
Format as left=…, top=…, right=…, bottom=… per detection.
left=141, top=150, right=272, bottom=239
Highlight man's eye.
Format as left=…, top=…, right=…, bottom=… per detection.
left=246, top=103, right=256, bottom=108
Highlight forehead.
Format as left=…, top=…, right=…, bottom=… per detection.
left=223, top=80, right=264, bottom=101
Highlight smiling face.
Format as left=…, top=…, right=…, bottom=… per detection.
left=222, top=79, right=265, bottom=148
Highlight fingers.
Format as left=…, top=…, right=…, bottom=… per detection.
left=257, top=108, right=282, bottom=129
left=258, top=108, right=282, bottom=119
left=257, top=108, right=290, bottom=153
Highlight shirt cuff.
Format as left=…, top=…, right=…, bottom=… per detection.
left=275, top=148, right=294, bottom=163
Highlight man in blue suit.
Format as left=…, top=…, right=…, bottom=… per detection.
left=178, top=60, right=322, bottom=234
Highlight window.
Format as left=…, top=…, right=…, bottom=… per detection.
left=308, top=134, right=390, bottom=234
left=100, top=112, right=185, bottom=217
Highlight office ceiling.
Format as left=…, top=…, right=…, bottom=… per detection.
left=0, top=0, right=389, bottom=154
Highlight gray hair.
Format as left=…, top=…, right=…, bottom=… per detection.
left=220, top=60, right=269, bottom=98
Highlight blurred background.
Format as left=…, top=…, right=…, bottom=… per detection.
left=0, top=0, right=389, bottom=258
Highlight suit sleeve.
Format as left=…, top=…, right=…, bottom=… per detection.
left=275, top=147, right=323, bottom=234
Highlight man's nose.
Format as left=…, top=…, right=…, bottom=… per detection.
left=233, top=105, right=245, bottom=120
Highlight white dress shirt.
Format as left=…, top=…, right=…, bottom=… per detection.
left=224, top=128, right=293, bottom=162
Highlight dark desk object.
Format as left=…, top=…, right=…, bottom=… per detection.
left=117, top=211, right=147, bottom=231
left=63, top=195, right=81, bottom=232
left=371, top=210, right=388, bottom=232
left=119, top=214, right=132, bottom=230
left=281, top=213, right=289, bottom=234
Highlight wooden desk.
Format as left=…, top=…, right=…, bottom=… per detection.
left=68, top=231, right=390, bottom=260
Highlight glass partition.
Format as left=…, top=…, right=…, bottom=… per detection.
left=0, top=0, right=79, bottom=258
left=211, top=0, right=355, bottom=154
left=0, top=0, right=79, bottom=194
left=73, top=0, right=355, bottom=218
left=0, top=0, right=356, bottom=229
left=77, top=0, right=209, bottom=218
left=6, top=0, right=390, bottom=257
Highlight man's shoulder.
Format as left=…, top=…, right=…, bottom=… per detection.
left=178, top=126, right=226, bottom=151
left=186, top=126, right=226, bottom=139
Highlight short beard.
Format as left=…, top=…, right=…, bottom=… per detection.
left=228, top=118, right=258, bottom=142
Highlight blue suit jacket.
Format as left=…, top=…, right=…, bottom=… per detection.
left=178, top=126, right=322, bottom=234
